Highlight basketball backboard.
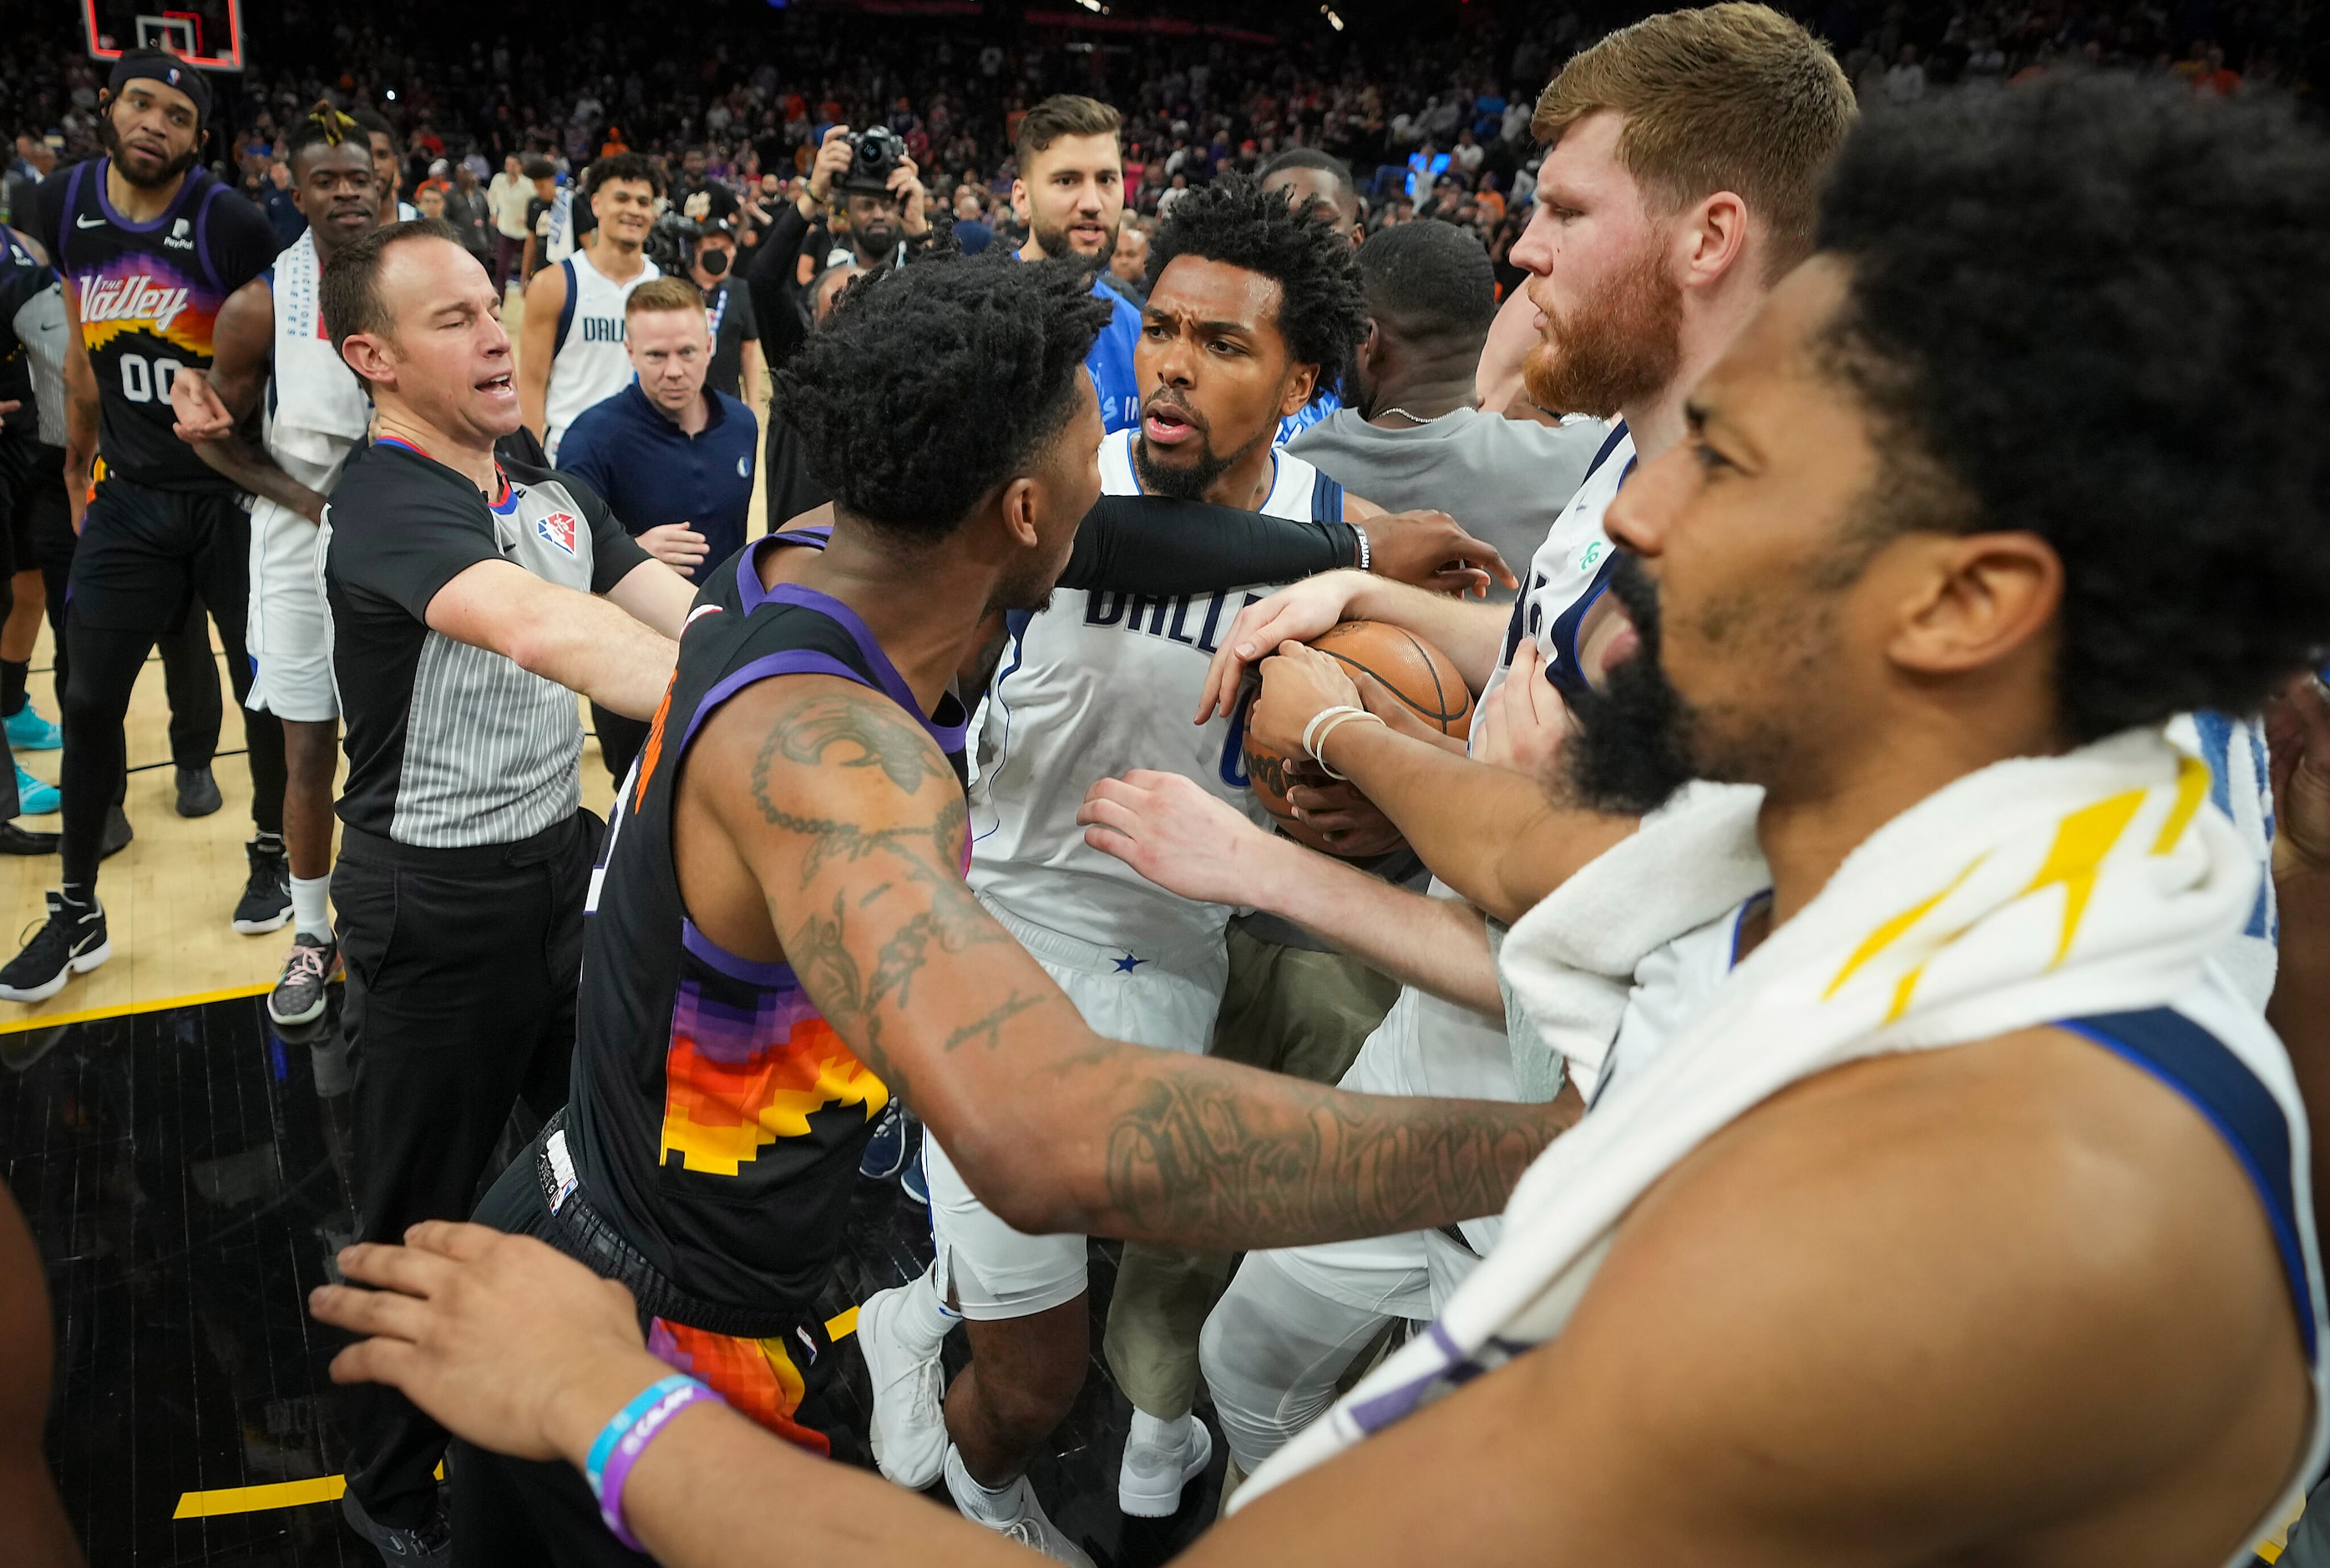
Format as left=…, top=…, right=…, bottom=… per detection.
left=84, top=0, right=246, bottom=73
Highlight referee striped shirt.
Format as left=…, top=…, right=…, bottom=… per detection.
left=321, top=438, right=651, bottom=847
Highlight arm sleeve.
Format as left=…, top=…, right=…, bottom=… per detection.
left=332, top=480, right=503, bottom=625
left=744, top=201, right=809, bottom=366
left=1057, top=494, right=1359, bottom=595
left=578, top=480, right=653, bottom=592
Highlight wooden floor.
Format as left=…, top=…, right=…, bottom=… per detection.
left=5, top=291, right=771, bottom=1029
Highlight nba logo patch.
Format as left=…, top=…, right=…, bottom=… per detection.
left=535, top=511, right=578, bottom=554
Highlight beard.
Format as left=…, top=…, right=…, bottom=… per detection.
left=1522, top=242, right=1684, bottom=420
left=1561, top=554, right=1698, bottom=815
left=1132, top=433, right=1237, bottom=500
left=1030, top=214, right=1104, bottom=268
left=99, top=112, right=200, bottom=190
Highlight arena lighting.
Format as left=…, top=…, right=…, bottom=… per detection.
left=1320, top=4, right=1345, bottom=28
left=1074, top=0, right=1103, bottom=11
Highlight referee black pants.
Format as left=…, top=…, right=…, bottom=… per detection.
left=336, top=809, right=598, bottom=1530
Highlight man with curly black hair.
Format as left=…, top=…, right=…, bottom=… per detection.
left=427, top=255, right=1562, bottom=1566
left=842, top=176, right=1406, bottom=1546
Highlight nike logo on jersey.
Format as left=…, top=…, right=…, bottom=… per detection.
left=75, top=215, right=106, bottom=229
left=79, top=273, right=194, bottom=336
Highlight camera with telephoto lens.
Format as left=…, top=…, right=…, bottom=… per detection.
left=645, top=210, right=702, bottom=272
left=841, top=126, right=908, bottom=195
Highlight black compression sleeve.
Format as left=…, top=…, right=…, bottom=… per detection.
left=1058, top=494, right=1359, bottom=595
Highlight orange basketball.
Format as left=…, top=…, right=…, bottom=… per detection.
left=1243, top=621, right=1475, bottom=857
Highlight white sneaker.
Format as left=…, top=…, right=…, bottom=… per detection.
left=945, top=1449, right=1096, bottom=1568
left=857, top=1280, right=950, bottom=1489
left=1117, top=1409, right=1213, bottom=1518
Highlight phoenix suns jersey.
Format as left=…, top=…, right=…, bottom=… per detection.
left=38, top=159, right=277, bottom=492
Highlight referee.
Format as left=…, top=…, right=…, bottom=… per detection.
left=555, top=276, right=756, bottom=780
left=316, top=218, right=694, bottom=1561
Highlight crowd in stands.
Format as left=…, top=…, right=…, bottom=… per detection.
left=5, top=0, right=2320, bottom=313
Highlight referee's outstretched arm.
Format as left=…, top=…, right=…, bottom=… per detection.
left=424, top=554, right=691, bottom=721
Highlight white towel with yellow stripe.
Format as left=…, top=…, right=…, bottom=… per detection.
left=1236, top=726, right=2258, bottom=1509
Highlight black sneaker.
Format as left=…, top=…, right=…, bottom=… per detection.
left=339, top=1485, right=452, bottom=1565
left=175, top=764, right=221, bottom=818
left=0, top=893, right=110, bottom=1003
left=860, top=1103, right=909, bottom=1180
left=101, top=804, right=133, bottom=859
left=0, top=821, right=58, bottom=855
left=268, top=932, right=339, bottom=1025
left=233, top=839, right=293, bottom=934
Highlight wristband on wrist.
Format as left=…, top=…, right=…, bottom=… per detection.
left=1350, top=523, right=1372, bottom=573
left=1302, top=704, right=1385, bottom=781
left=585, top=1373, right=723, bottom=1551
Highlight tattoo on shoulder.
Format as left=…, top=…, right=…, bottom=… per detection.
left=762, top=691, right=954, bottom=796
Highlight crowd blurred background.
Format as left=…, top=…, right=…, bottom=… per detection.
left=4, top=0, right=2321, bottom=316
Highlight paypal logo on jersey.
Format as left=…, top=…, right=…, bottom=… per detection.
left=164, top=218, right=194, bottom=251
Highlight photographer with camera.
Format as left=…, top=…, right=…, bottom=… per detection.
left=519, top=152, right=663, bottom=463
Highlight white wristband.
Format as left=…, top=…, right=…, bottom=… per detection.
left=1301, top=705, right=1385, bottom=781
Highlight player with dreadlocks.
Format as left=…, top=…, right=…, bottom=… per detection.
left=165, top=101, right=385, bottom=1026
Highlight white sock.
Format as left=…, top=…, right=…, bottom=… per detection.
left=945, top=1444, right=1029, bottom=1523
left=290, top=873, right=333, bottom=940
left=894, top=1265, right=960, bottom=1357
left=1128, top=1407, right=1190, bottom=1449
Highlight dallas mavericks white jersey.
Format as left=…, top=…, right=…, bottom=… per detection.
left=969, top=428, right=1345, bottom=963
left=1482, top=422, right=1635, bottom=711
left=543, top=245, right=657, bottom=462
left=262, top=231, right=371, bottom=492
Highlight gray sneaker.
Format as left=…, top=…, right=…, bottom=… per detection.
left=269, top=933, right=339, bottom=1025
left=340, top=1485, right=451, bottom=1564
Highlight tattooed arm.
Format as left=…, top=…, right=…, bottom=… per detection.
left=679, top=672, right=1575, bottom=1247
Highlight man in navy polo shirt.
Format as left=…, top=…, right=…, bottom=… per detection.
left=556, top=276, right=755, bottom=780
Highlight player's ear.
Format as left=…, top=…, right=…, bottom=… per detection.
left=1883, top=530, right=2062, bottom=681
left=995, top=476, right=1043, bottom=551
left=1278, top=362, right=1319, bottom=419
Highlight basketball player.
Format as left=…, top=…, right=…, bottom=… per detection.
left=1, top=53, right=292, bottom=1004
left=519, top=153, right=661, bottom=463
left=420, top=257, right=1549, bottom=1566
left=1009, top=96, right=1142, bottom=433
left=857, top=178, right=1401, bottom=1546
left=316, top=76, right=2330, bottom=1568
left=165, top=103, right=379, bottom=1027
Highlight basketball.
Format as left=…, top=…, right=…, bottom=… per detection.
left=1244, top=621, right=1475, bottom=857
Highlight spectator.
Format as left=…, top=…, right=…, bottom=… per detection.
left=1106, top=215, right=1149, bottom=304
left=442, top=162, right=494, bottom=267
left=488, top=154, right=533, bottom=293
left=950, top=183, right=993, bottom=254
left=688, top=221, right=763, bottom=407
left=1451, top=126, right=1486, bottom=178
left=261, top=159, right=308, bottom=248
left=1885, top=45, right=1928, bottom=104
left=556, top=276, right=757, bottom=780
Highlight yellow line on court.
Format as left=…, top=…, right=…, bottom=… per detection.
left=0, top=979, right=276, bottom=1036
left=172, top=1311, right=865, bottom=1518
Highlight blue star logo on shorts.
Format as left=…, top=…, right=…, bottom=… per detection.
left=1114, top=953, right=1147, bottom=973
